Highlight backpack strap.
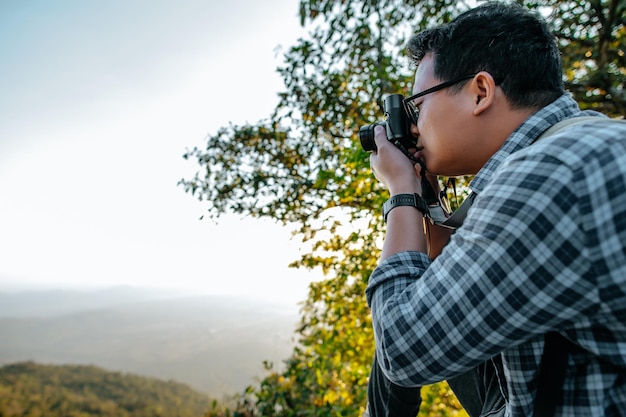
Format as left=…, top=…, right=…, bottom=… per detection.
left=533, top=332, right=582, bottom=416
left=534, top=116, right=605, bottom=141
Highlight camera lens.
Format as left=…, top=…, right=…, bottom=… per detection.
left=359, top=124, right=378, bottom=152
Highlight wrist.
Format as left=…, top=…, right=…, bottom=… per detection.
left=388, top=182, right=422, bottom=196
left=382, top=168, right=422, bottom=196
left=383, top=193, right=429, bottom=222
left=388, top=187, right=421, bottom=196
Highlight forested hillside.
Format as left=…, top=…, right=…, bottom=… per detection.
left=0, top=291, right=299, bottom=397
left=0, top=362, right=213, bottom=417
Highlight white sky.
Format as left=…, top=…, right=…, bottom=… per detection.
left=0, top=0, right=323, bottom=303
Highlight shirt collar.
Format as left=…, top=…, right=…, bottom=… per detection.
left=470, top=93, right=583, bottom=193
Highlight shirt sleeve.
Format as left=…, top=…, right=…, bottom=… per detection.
left=365, top=149, right=600, bottom=387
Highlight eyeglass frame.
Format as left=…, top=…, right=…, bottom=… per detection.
left=402, top=73, right=478, bottom=125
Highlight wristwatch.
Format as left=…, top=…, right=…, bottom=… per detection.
left=382, top=193, right=430, bottom=222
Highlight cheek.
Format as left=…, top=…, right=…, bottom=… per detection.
left=419, top=116, right=463, bottom=174
left=421, top=95, right=480, bottom=175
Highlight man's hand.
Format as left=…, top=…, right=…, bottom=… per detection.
left=369, top=125, right=422, bottom=196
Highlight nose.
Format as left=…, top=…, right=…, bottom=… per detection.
left=410, top=122, right=420, bottom=142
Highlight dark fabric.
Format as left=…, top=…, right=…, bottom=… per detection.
left=367, top=353, right=507, bottom=417
left=533, top=332, right=580, bottom=417
left=447, top=357, right=507, bottom=417
left=367, top=353, right=421, bottom=417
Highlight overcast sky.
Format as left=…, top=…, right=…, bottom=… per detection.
left=0, top=0, right=323, bottom=304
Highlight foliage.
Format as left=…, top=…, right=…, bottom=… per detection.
left=0, top=361, right=213, bottom=417
left=543, top=0, right=626, bottom=116
left=180, top=1, right=625, bottom=416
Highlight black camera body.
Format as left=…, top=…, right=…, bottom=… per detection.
left=359, top=94, right=416, bottom=156
left=359, top=94, right=441, bottom=211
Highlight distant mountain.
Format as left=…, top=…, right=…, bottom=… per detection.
left=0, top=361, right=213, bottom=417
left=0, top=286, right=192, bottom=318
left=0, top=288, right=301, bottom=398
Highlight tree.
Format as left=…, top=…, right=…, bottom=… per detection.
left=546, top=0, right=626, bottom=116
left=0, top=362, right=213, bottom=417
left=181, top=1, right=625, bottom=415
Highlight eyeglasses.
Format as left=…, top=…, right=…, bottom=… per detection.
left=403, top=74, right=477, bottom=125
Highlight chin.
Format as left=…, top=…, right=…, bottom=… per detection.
left=426, top=159, right=467, bottom=177
left=425, top=161, right=447, bottom=176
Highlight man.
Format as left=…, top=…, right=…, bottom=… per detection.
left=365, top=2, right=626, bottom=416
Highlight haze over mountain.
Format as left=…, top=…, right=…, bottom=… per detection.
left=0, top=287, right=300, bottom=398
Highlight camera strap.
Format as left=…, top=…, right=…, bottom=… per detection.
left=420, top=174, right=474, bottom=229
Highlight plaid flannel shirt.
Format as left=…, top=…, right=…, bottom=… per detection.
left=366, top=93, right=626, bottom=416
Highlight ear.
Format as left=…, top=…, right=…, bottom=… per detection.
left=471, top=72, right=497, bottom=116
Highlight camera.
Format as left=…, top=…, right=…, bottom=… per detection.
left=359, top=93, right=442, bottom=215
left=359, top=94, right=416, bottom=156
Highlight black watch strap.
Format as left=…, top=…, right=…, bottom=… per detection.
left=382, top=193, right=429, bottom=222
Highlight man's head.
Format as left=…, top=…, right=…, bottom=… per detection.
left=407, top=1, right=564, bottom=109
left=404, top=2, right=565, bottom=176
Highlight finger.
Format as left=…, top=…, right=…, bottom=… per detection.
left=373, top=125, right=387, bottom=150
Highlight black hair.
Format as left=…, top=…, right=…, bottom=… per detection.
left=407, top=1, right=564, bottom=109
